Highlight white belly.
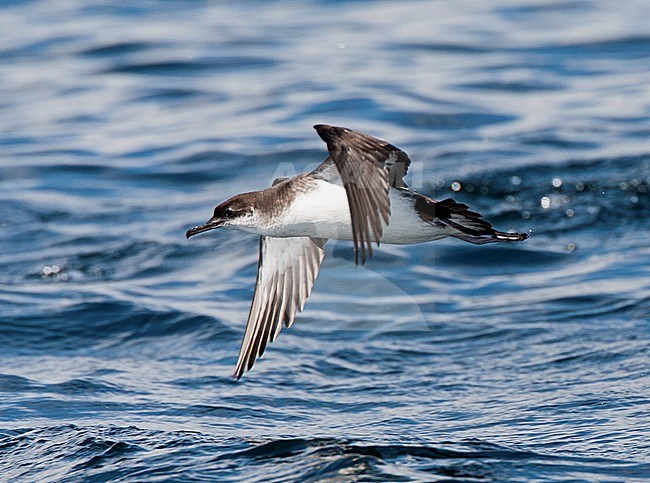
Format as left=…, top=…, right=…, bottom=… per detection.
left=262, top=180, right=444, bottom=245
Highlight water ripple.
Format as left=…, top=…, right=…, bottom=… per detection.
left=1, top=0, right=649, bottom=480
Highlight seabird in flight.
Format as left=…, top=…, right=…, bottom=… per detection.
left=186, top=124, right=528, bottom=379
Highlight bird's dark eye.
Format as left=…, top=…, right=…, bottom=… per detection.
left=224, top=208, right=234, bottom=218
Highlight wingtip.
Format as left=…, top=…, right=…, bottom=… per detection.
left=313, top=123, right=331, bottom=140
left=314, top=124, right=349, bottom=143
left=232, top=359, right=246, bottom=380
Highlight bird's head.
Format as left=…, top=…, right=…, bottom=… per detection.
left=186, top=193, right=259, bottom=239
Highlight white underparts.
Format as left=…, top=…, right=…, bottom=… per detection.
left=258, top=180, right=448, bottom=245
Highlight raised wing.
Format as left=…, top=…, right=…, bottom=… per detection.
left=312, top=124, right=411, bottom=264
left=233, top=235, right=326, bottom=379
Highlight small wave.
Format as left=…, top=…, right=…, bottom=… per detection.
left=0, top=300, right=231, bottom=354
left=79, top=41, right=154, bottom=58
left=102, top=56, right=278, bottom=76
left=9, top=428, right=643, bottom=482
left=208, top=437, right=650, bottom=481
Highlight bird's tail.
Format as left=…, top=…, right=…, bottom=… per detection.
left=429, top=197, right=529, bottom=245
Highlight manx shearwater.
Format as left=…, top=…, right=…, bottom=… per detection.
left=187, top=124, right=528, bottom=379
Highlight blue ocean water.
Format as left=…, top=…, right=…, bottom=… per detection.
left=1, top=0, right=649, bottom=480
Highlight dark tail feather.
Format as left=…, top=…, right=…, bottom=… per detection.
left=430, top=198, right=529, bottom=245
left=451, top=229, right=529, bottom=245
